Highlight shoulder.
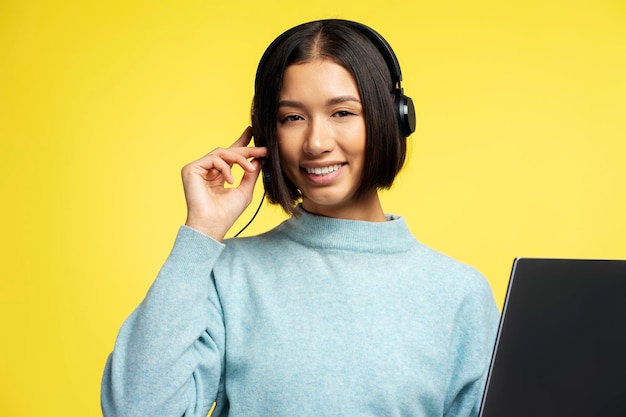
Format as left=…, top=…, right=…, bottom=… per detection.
left=214, top=220, right=292, bottom=269
left=414, top=242, right=488, bottom=286
left=223, top=220, right=290, bottom=251
left=401, top=239, right=496, bottom=317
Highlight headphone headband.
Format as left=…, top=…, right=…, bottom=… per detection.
left=342, top=20, right=404, bottom=91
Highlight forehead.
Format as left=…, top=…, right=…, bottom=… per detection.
left=279, top=59, right=360, bottom=100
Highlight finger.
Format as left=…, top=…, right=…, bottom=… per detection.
left=207, top=157, right=234, bottom=184
left=230, top=126, right=253, bottom=148
left=213, top=147, right=268, bottom=172
left=182, top=153, right=234, bottom=184
left=237, top=159, right=263, bottom=197
left=192, top=147, right=255, bottom=173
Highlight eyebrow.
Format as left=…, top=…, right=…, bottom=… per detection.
left=278, top=95, right=361, bottom=108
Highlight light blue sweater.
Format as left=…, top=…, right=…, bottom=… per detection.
left=102, top=210, right=500, bottom=417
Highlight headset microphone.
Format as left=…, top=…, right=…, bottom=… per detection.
left=263, top=169, right=271, bottom=183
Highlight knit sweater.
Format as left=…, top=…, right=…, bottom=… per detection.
left=101, top=210, right=500, bottom=417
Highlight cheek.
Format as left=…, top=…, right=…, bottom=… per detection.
left=344, top=131, right=367, bottom=161
left=343, top=120, right=366, bottom=150
left=277, top=135, right=298, bottom=163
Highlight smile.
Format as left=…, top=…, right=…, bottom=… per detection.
left=304, top=164, right=343, bottom=175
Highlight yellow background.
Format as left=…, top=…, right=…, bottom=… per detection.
left=1, top=0, right=625, bottom=415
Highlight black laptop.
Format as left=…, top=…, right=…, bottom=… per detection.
left=479, top=258, right=626, bottom=417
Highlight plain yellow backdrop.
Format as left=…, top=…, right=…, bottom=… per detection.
left=1, top=0, right=625, bottom=415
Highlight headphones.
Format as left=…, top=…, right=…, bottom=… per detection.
left=255, top=19, right=416, bottom=138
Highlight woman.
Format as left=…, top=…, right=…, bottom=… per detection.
left=101, top=19, right=499, bottom=417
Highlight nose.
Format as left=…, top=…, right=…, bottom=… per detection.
left=303, top=118, right=334, bottom=156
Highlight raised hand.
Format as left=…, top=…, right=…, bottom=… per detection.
left=181, top=127, right=267, bottom=241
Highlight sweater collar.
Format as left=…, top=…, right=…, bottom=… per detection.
left=278, top=206, right=416, bottom=254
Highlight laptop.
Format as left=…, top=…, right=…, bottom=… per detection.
left=479, top=258, right=626, bottom=417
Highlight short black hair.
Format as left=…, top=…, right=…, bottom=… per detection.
left=252, top=19, right=407, bottom=216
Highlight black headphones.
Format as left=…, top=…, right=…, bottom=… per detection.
left=255, top=19, right=416, bottom=138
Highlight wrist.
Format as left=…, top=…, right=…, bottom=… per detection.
left=184, top=218, right=227, bottom=242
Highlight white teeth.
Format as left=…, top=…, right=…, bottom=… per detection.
left=305, top=164, right=342, bottom=175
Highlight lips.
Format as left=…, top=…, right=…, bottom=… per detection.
left=304, top=164, right=343, bottom=175
left=300, top=163, right=346, bottom=186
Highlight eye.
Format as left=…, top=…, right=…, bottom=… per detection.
left=279, top=114, right=304, bottom=124
left=332, top=110, right=355, bottom=118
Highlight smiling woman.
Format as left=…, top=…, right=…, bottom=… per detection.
left=101, top=19, right=500, bottom=417
left=252, top=20, right=412, bottom=218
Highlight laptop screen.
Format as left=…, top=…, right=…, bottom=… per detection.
left=479, top=258, right=626, bottom=417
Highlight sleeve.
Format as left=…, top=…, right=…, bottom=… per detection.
left=101, top=226, right=229, bottom=417
left=443, top=273, right=501, bottom=417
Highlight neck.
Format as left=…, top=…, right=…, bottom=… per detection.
left=301, top=192, right=386, bottom=222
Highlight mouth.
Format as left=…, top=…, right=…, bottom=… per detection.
left=303, top=163, right=344, bottom=176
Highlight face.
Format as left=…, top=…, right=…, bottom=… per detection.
left=276, top=59, right=382, bottom=220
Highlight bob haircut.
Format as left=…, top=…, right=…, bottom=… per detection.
left=252, top=19, right=408, bottom=216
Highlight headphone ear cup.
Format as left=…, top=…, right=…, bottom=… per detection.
left=395, top=93, right=416, bottom=138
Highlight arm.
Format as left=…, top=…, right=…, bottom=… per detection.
left=101, top=128, right=267, bottom=416
left=101, top=226, right=226, bottom=417
left=443, top=275, right=500, bottom=417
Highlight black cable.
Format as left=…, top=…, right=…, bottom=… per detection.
left=233, top=191, right=266, bottom=238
